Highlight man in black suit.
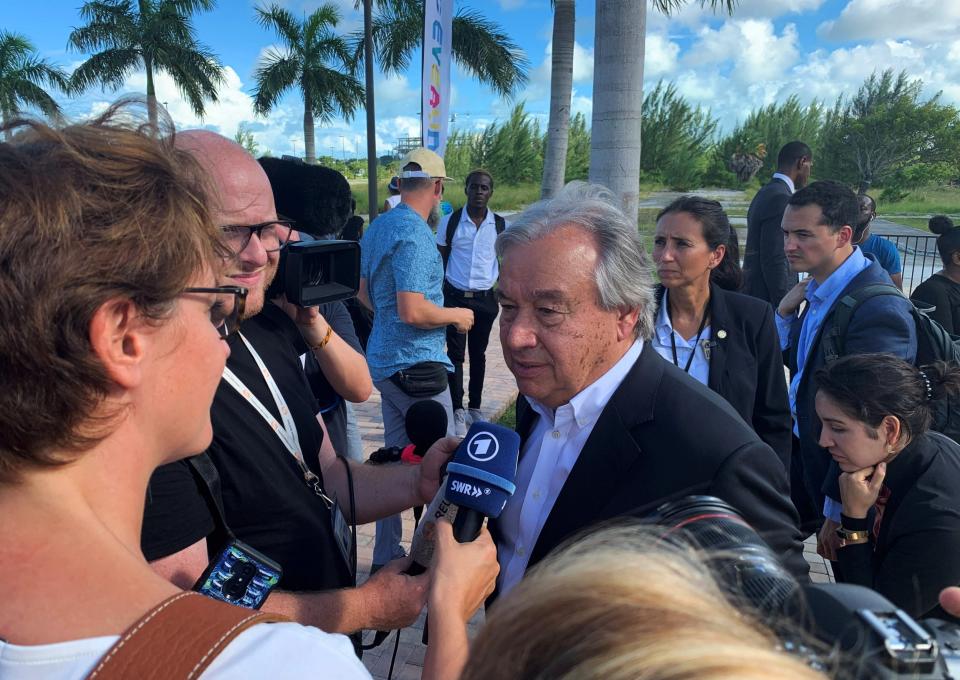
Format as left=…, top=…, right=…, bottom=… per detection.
left=743, top=141, right=813, bottom=306
left=490, top=184, right=807, bottom=597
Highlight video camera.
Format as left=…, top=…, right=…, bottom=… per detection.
left=271, top=239, right=361, bottom=307
left=649, top=496, right=960, bottom=678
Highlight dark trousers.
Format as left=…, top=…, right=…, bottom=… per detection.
left=444, top=282, right=499, bottom=410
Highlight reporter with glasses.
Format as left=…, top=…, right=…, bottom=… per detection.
left=0, top=106, right=373, bottom=677
left=815, top=354, right=960, bottom=620
left=140, top=131, right=497, bottom=651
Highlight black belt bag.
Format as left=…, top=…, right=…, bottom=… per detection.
left=388, top=361, right=449, bottom=398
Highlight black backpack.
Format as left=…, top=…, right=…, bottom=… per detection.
left=821, top=283, right=960, bottom=441
left=441, top=207, right=506, bottom=270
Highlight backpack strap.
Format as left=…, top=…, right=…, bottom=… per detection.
left=441, top=208, right=463, bottom=271
left=86, top=592, right=288, bottom=680
left=494, top=212, right=506, bottom=235
left=821, top=283, right=904, bottom=363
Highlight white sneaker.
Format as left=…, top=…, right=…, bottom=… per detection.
left=468, top=408, right=485, bottom=424
left=454, top=408, right=468, bottom=437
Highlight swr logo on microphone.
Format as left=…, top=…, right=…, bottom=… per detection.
left=466, top=432, right=499, bottom=462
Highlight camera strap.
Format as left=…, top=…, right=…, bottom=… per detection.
left=222, top=333, right=335, bottom=509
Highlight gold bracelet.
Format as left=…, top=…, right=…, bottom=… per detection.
left=310, top=324, right=333, bottom=352
left=835, top=526, right=869, bottom=542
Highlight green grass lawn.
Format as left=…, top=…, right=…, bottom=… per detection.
left=881, top=187, right=960, bottom=216
left=495, top=398, right=517, bottom=430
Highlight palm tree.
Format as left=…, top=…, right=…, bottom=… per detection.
left=589, top=0, right=735, bottom=225
left=253, top=3, right=364, bottom=165
left=540, top=1, right=575, bottom=199
left=68, top=0, right=225, bottom=130
left=360, top=0, right=530, bottom=99
left=0, top=31, right=69, bottom=139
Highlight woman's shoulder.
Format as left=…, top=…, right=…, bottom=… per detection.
left=206, top=622, right=370, bottom=678
left=712, top=286, right=775, bottom=321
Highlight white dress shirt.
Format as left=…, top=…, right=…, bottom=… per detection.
left=652, top=290, right=711, bottom=386
left=771, top=172, right=795, bottom=194
left=436, top=208, right=501, bottom=291
left=497, top=339, right=645, bottom=595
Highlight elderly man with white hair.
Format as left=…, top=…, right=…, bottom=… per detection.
left=489, top=183, right=809, bottom=596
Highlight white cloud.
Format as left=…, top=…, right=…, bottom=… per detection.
left=525, top=39, right=599, bottom=103
left=819, top=0, right=960, bottom=42
left=644, top=33, right=680, bottom=78
left=685, top=20, right=799, bottom=86
left=647, top=0, right=822, bottom=30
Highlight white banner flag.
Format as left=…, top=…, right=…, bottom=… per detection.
left=422, top=0, right=453, bottom=157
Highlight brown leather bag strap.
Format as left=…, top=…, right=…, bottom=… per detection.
left=86, top=592, right=289, bottom=680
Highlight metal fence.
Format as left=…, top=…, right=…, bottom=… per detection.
left=875, top=232, right=940, bottom=295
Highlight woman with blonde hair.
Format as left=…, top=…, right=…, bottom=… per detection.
left=463, top=524, right=827, bottom=680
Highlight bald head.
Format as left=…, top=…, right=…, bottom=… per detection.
left=176, top=129, right=279, bottom=316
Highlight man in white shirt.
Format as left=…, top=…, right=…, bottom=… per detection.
left=437, top=169, right=507, bottom=435
left=489, top=183, right=808, bottom=597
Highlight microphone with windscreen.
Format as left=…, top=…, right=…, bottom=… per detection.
left=401, top=399, right=448, bottom=465
left=406, top=421, right=520, bottom=575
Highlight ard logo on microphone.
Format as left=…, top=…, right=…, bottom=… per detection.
left=466, top=431, right=499, bottom=462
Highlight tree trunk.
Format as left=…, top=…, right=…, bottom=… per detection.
left=303, top=97, right=316, bottom=164
left=364, top=0, right=378, bottom=221
left=589, top=0, right=645, bottom=226
left=145, top=58, right=158, bottom=131
left=540, top=0, right=575, bottom=199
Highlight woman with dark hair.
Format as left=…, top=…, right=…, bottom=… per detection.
left=910, top=215, right=960, bottom=335
left=652, top=196, right=792, bottom=467
left=815, top=354, right=960, bottom=619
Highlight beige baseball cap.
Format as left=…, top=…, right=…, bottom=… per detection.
left=399, top=147, right=452, bottom=181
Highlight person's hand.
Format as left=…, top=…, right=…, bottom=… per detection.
left=417, top=436, right=459, bottom=504
left=839, top=462, right=886, bottom=519
left=817, top=518, right=841, bottom=562
left=450, top=307, right=474, bottom=333
left=276, top=296, right=332, bottom=347
left=358, top=555, right=429, bottom=630
left=428, top=520, right=499, bottom=624
left=777, top=278, right=811, bottom=318
left=940, top=587, right=960, bottom=617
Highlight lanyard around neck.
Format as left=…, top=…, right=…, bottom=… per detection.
left=222, top=333, right=332, bottom=506
left=667, top=298, right=710, bottom=374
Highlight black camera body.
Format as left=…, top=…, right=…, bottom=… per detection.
left=651, top=496, right=960, bottom=678
left=281, top=240, right=360, bottom=307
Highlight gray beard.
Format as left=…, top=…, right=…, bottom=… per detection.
left=426, top=203, right=442, bottom=230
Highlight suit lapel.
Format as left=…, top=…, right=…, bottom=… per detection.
left=707, top=285, right=728, bottom=393
left=528, top=344, right=659, bottom=566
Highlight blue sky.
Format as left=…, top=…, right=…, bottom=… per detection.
left=5, top=0, right=960, bottom=159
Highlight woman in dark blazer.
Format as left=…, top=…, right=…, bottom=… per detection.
left=652, top=196, right=792, bottom=468
left=815, top=354, right=960, bottom=620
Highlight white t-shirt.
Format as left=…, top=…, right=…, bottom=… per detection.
left=384, top=194, right=401, bottom=209
left=0, top=622, right=371, bottom=679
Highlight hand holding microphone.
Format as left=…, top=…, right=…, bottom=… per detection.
left=407, top=421, right=521, bottom=574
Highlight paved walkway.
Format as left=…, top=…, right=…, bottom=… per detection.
left=353, top=322, right=833, bottom=679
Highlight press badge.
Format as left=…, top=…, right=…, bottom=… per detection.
left=330, top=494, right=353, bottom=571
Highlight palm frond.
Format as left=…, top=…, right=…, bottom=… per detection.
left=68, top=47, right=141, bottom=92
left=651, top=0, right=737, bottom=16
left=251, top=52, right=300, bottom=115
left=302, top=66, right=364, bottom=123
left=12, top=79, right=64, bottom=119
left=451, top=9, right=529, bottom=97
left=255, top=4, right=303, bottom=50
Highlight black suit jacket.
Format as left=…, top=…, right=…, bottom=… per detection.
left=838, top=432, right=960, bottom=620
left=490, top=343, right=809, bottom=585
left=743, top=177, right=793, bottom=306
left=655, top=284, right=792, bottom=469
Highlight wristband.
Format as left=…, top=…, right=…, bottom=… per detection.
left=836, top=526, right=869, bottom=543
left=309, top=324, right=334, bottom=352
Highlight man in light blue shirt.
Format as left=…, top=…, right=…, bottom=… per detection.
left=359, top=148, right=474, bottom=568
left=775, top=180, right=915, bottom=534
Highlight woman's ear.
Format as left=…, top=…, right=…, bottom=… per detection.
left=88, top=298, right=146, bottom=390
left=708, top=243, right=726, bottom=270
left=880, top=415, right=903, bottom=452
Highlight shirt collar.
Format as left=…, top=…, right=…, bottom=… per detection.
left=528, top=339, right=644, bottom=430
left=806, top=247, right=868, bottom=303
left=460, top=206, right=494, bottom=227
left=772, top=172, right=795, bottom=194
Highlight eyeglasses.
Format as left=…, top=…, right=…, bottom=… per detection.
left=220, top=220, right=294, bottom=254
left=182, top=286, right=248, bottom=338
